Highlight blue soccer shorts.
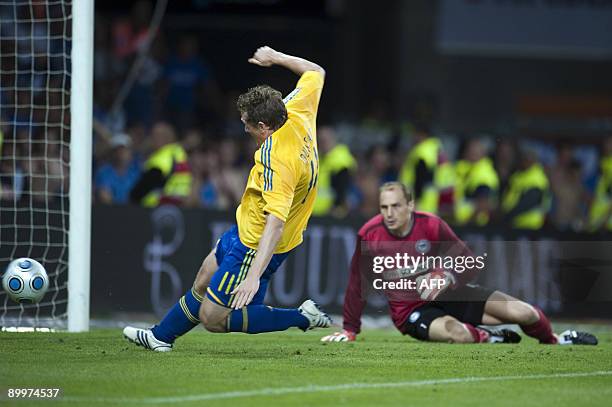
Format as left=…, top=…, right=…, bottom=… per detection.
left=206, top=225, right=290, bottom=308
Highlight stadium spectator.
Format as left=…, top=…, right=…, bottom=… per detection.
left=94, top=133, right=142, bottom=205
left=367, top=145, right=396, bottom=184
left=399, top=122, right=454, bottom=216
left=24, top=130, right=69, bottom=203
left=101, top=1, right=163, bottom=127
left=501, top=148, right=550, bottom=230
left=94, top=17, right=116, bottom=83
left=125, top=54, right=162, bottom=128
left=355, top=169, right=381, bottom=218
left=161, top=35, right=219, bottom=130
left=181, top=127, right=206, bottom=153
left=352, top=145, right=396, bottom=217
left=124, top=33, right=164, bottom=128
left=588, top=137, right=612, bottom=232
left=12, top=90, right=35, bottom=135
left=185, top=138, right=247, bottom=210
left=493, top=139, right=518, bottom=202
left=111, top=0, right=152, bottom=62
left=549, top=144, right=587, bottom=231
left=125, top=122, right=148, bottom=165
left=129, top=121, right=192, bottom=207
left=0, top=146, right=26, bottom=204
left=186, top=147, right=221, bottom=209
left=215, top=139, right=249, bottom=208
left=45, top=77, right=67, bottom=131
left=454, top=139, right=499, bottom=226
left=93, top=79, right=127, bottom=136
left=220, top=91, right=247, bottom=137
left=313, top=126, right=357, bottom=217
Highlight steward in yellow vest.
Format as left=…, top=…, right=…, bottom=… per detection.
left=313, top=127, right=356, bottom=216
left=588, top=144, right=612, bottom=231
left=454, top=139, right=499, bottom=226
left=502, top=152, right=550, bottom=229
left=130, top=122, right=192, bottom=207
left=399, top=124, right=453, bottom=214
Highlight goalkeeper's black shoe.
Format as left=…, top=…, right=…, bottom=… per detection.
left=557, top=330, right=598, bottom=345
left=482, top=327, right=522, bottom=344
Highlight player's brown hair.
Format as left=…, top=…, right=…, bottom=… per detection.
left=379, top=181, right=413, bottom=203
left=236, top=85, right=288, bottom=131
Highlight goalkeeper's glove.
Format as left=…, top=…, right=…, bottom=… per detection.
left=415, top=270, right=456, bottom=301
left=320, top=329, right=356, bottom=342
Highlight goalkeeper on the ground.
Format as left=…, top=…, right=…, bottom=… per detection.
left=322, top=181, right=597, bottom=346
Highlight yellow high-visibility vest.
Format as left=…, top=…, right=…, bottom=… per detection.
left=399, top=137, right=453, bottom=213
left=142, top=143, right=192, bottom=207
left=502, top=163, right=550, bottom=229
left=588, top=156, right=612, bottom=231
left=313, top=144, right=356, bottom=215
left=454, top=157, right=499, bottom=225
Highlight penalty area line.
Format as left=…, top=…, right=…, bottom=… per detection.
left=61, top=370, right=612, bottom=404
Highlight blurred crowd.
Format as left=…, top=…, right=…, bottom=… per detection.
left=1, top=1, right=611, bottom=233
left=85, top=117, right=611, bottom=233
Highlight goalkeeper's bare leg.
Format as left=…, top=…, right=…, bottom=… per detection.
left=402, top=285, right=522, bottom=344
left=123, top=250, right=217, bottom=351
left=483, top=291, right=597, bottom=345
left=427, top=315, right=521, bottom=344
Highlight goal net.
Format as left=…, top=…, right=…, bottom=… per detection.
left=0, top=0, right=92, bottom=331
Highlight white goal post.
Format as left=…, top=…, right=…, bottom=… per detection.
left=67, top=0, right=93, bottom=332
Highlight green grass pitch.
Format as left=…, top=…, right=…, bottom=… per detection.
left=1, top=326, right=612, bottom=406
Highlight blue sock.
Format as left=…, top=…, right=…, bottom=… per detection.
left=228, top=305, right=309, bottom=333
left=151, top=287, right=202, bottom=343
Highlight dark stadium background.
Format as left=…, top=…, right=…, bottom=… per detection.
left=94, top=0, right=612, bottom=130
left=89, top=0, right=612, bottom=320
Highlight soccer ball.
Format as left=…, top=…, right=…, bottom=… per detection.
left=2, top=258, right=49, bottom=304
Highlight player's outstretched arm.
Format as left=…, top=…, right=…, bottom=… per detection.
left=248, top=46, right=325, bottom=77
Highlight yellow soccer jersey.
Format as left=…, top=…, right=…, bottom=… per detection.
left=237, top=71, right=324, bottom=253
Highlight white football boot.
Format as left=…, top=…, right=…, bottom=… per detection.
left=298, top=299, right=332, bottom=331
left=123, top=326, right=173, bottom=352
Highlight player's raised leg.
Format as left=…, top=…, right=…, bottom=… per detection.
left=200, top=232, right=331, bottom=334
left=482, top=290, right=597, bottom=345
left=123, top=249, right=217, bottom=351
left=199, top=296, right=329, bottom=334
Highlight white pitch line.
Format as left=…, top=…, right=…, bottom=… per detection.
left=61, top=371, right=612, bottom=405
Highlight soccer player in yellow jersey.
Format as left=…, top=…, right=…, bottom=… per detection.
left=124, top=46, right=331, bottom=351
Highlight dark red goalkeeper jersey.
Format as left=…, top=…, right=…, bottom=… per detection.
left=343, top=211, right=478, bottom=334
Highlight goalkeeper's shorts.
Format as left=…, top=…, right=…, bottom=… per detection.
left=403, top=284, right=495, bottom=340
left=206, top=225, right=290, bottom=308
